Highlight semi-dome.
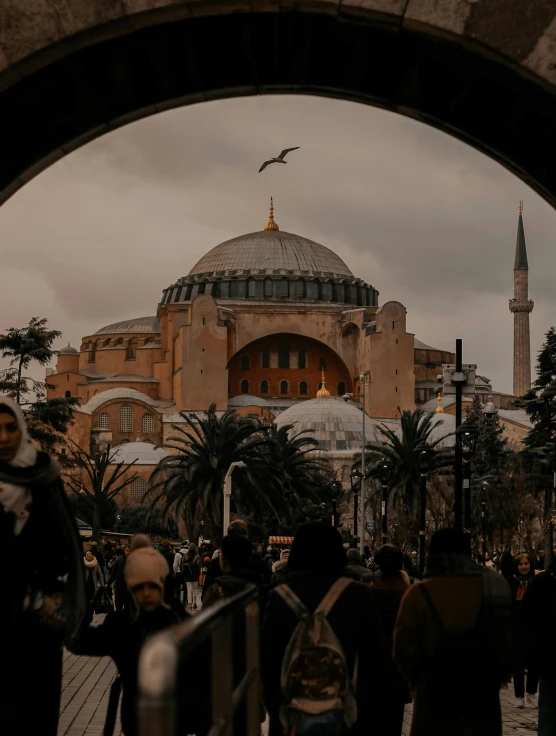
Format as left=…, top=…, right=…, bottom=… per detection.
left=275, top=397, right=381, bottom=452
left=228, top=395, right=270, bottom=408
left=94, top=316, right=160, bottom=335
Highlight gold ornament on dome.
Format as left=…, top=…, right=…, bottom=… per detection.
left=435, top=394, right=444, bottom=413
left=263, top=196, right=279, bottom=231
left=316, top=369, right=330, bottom=398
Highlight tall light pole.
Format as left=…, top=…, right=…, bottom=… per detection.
left=378, top=461, right=393, bottom=545
left=415, top=442, right=433, bottom=578
left=343, top=370, right=371, bottom=556
left=542, top=377, right=556, bottom=567
left=350, top=469, right=362, bottom=547
left=456, top=421, right=478, bottom=538
left=223, top=461, right=246, bottom=536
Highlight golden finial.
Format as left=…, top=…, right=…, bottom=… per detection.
left=263, top=196, right=279, bottom=231
left=435, top=394, right=444, bottom=414
left=316, top=369, right=330, bottom=398
left=519, top=200, right=523, bottom=216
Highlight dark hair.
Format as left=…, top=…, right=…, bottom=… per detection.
left=429, top=528, right=471, bottom=556
left=221, top=534, right=252, bottom=570
left=227, top=519, right=249, bottom=537
left=288, top=523, right=346, bottom=575
left=374, top=544, right=404, bottom=576
left=499, top=551, right=514, bottom=578
left=514, top=552, right=534, bottom=577
left=0, top=404, right=16, bottom=418
left=115, top=547, right=125, bottom=557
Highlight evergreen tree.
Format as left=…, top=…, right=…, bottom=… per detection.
left=0, top=317, right=78, bottom=459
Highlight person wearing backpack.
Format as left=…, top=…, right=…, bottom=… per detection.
left=182, top=544, right=201, bottom=609
left=261, top=523, right=385, bottom=736
left=393, top=528, right=512, bottom=736
left=521, top=555, right=556, bottom=735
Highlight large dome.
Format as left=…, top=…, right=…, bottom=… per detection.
left=189, top=230, right=353, bottom=279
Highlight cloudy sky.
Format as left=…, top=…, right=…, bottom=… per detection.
left=0, top=94, right=554, bottom=394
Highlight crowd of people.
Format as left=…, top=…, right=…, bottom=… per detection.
left=2, top=395, right=556, bottom=736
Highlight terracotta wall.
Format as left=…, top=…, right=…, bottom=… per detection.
left=228, top=333, right=352, bottom=399
left=85, top=400, right=163, bottom=447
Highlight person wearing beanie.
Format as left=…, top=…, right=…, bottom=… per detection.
left=70, top=544, right=180, bottom=736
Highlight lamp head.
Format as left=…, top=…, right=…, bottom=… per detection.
left=414, top=441, right=433, bottom=473
left=378, top=460, right=393, bottom=486
left=342, top=393, right=352, bottom=402
left=456, top=421, right=479, bottom=459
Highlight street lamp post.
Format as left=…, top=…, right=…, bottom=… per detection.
left=223, top=461, right=246, bottom=536
left=456, top=422, right=479, bottom=538
left=350, top=470, right=362, bottom=545
left=378, top=461, right=393, bottom=544
left=343, top=370, right=371, bottom=555
left=415, top=442, right=433, bottom=578
left=481, top=484, right=488, bottom=562
left=330, top=481, right=341, bottom=528
left=542, top=378, right=556, bottom=566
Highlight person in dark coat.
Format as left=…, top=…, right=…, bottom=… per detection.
left=522, top=555, right=556, bottom=734
left=368, top=545, right=411, bottom=736
left=70, top=544, right=183, bottom=736
left=505, top=552, right=538, bottom=707
left=203, top=534, right=267, bottom=610
left=261, top=523, right=386, bottom=736
left=345, top=548, right=374, bottom=582
left=0, top=396, right=86, bottom=736
left=109, top=546, right=129, bottom=611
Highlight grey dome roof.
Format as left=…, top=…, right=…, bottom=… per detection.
left=94, top=316, right=160, bottom=335
left=110, top=441, right=167, bottom=465
left=189, top=231, right=353, bottom=278
left=275, top=397, right=381, bottom=452
left=228, top=395, right=270, bottom=408
left=58, top=343, right=78, bottom=355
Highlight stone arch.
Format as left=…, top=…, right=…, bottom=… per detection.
left=0, top=6, right=556, bottom=207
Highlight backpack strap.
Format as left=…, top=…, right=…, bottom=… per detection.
left=275, top=584, right=312, bottom=624
left=315, top=577, right=353, bottom=617
left=418, top=583, right=446, bottom=633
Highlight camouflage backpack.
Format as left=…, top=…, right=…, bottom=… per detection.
left=276, top=577, right=358, bottom=736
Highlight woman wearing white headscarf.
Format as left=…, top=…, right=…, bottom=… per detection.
left=0, top=396, right=86, bottom=736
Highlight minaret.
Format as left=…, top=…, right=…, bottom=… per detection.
left=509, top=201, right=534, bottom=396
left=263, top=196, right=279, bottom=231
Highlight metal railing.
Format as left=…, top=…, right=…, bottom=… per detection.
left=138, top=585, right=260, bottom=736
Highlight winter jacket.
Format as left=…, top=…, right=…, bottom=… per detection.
left=521, top=568, right=556, bottom=677
left=261, top=570, right=386, bottom=736
left=109, top=556, right=127, bottom=590
left=182, top=553, right=201, bottom=583
left=70, top=607, right=180, bottom=736
left=345, top=561, right=374, bottom=583
left=393, top=559, right=512, bottom=736
left=368, top=575, right=411, bottom=702
left=506, top=573, right=536, bottom=661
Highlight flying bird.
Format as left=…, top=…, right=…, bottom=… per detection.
left=258, top=147, right=300, bottom=173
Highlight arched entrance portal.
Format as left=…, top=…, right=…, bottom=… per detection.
left=1, top=4, right=556, bottom=205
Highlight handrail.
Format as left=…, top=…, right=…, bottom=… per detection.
left=138, top=585, right=260, bottom=736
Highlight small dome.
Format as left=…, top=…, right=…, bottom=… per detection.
left=228, top=395, right=271, bottom=408
left=275, top=397, right=380, bottom=452
left=110, top=441, right=167, bottom=465
left=58, top=343, right=78, bottom=355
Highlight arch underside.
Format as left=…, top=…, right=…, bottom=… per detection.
left=0, top=7, right=556, bottom=206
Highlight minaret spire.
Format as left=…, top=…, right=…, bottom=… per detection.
left=509, top=201, right=534, bottom=397
left=263, top=196, right=279, bottom=231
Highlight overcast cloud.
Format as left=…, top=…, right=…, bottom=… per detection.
left=0, top=94, right=554, bottom=394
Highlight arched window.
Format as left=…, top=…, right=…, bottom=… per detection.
left=130, top=476, right=148, bottom=503
left=337, top=381, right=346, bottom=397
left=299, top=381, right=308, bottom=396
left=260, top=379, right=269, bottom=394
left=127, top=341, right=137, bottom=360
left=97, top=412, right=111, bottom=430
left=141, top=413, right=155, bottom=433
left=240, top=379, right=249, bottom=394
left=280, top=279, right=289, bottom=298
left=120, top=404, right=133, bottom=432
left=65, top=390, right=71, bottom=398
left=240, top=354, right=250, bottom=371
left=264, top=278, right=273, bottom=298
left=247, top=278, right=257, bottom=298
left=280, top=380, right=289, bottom=395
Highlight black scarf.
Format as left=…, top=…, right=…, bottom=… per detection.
left=0, top=451, right=61, bottom=487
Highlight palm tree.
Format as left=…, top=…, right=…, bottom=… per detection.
left=354, top=408, right=454, bottom=532
left=147, top=404, right=287, bottom=541
left=264, top=424, right=331, bottom=521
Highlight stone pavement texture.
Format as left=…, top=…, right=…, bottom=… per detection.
left=59, top=642, right=539, bottom=736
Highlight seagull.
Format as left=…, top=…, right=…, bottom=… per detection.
left=259, top=147, right=300, bottom=173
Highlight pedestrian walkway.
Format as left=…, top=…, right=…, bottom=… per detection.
left=58, top=645, right=539, bottom=736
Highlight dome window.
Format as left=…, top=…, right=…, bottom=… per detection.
left=240, top=379, right=250, bottom=394
left=130, top=476, right=148, bottom=503
left=280, top=380, right=289, bottom=395
left=264, top=279, right=273, bottom=298
left=120, top=404, right=133, bottom=432
left=299, top=381, right=308, bottom=396
left=260, top=380, right=269, bottom=394
left=141, top=413, right=155, bottom=434
left=97, top=412, right=111, bottom=430
left=240, top=354, right=250, bottom=371
left=127, top=342, right=137, bottom=360
left=337, top=381, right=346, bottom=397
